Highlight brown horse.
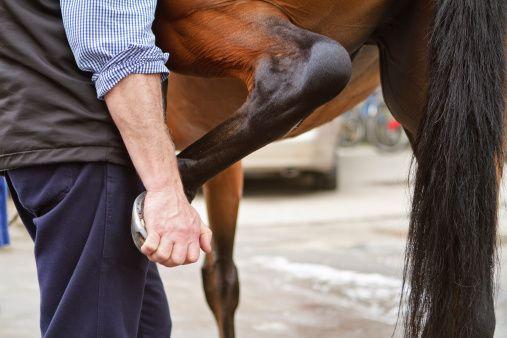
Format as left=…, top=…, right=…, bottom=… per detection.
left=153, top=1, right=506, bottom=337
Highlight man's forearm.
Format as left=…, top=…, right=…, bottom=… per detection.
left=104, top=73, right=212, bottom=266
left=105, top=74, right=183, bottom=194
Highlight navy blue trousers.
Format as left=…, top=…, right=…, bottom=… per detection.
left=6, top=162, right=171, bottom=338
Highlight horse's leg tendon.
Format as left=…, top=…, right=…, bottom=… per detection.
left=201, top=162, right=243, bottom=338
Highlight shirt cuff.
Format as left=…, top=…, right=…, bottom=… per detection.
left=92, top=45, right=170, bottom=99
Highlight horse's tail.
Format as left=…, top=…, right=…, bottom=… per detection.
left=403, top=0, right=505, bottom=337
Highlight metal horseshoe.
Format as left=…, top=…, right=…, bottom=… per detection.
left=131, top=192, right=148, bottom=252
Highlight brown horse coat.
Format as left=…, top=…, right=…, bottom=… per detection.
left=152, top=1, right=506, bottom=338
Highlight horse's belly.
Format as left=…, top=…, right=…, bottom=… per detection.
left=163, top=0, right=399, bottom=52
left=270, top=0, right=397, bottom=51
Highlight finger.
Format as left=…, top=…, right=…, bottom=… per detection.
left=166, top=242, right=187, bottom=267
left=161, top=259, right=179, bottom=268
left=184, top=242, right=200, bottom=264
left=141, top=232, right=161, bottom=257
left=199, top=223, right=213, bottom=254
left=149, top=236, right=174, bottom=263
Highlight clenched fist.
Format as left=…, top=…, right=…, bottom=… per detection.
left=140, top=188, right=212, bottom=267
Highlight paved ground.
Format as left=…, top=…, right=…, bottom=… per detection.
left=1, top=146, right=506, bottom=338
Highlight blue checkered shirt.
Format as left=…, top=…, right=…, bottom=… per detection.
left=60, top=1, right=169, bottom=99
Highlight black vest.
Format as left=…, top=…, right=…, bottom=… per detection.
left=0, top=0, right=131, bottom=171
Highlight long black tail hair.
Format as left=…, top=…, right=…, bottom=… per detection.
left=403, top=0, right=505, bottom=337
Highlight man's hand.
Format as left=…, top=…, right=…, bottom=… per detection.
left=105, top=73, right=212, bottom=267
left=141, top=189, right=212, bottom=266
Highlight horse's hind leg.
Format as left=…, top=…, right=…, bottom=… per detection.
left=201, top=162, right=243, bottom=338
left=155, top=2, right=351, bottom=196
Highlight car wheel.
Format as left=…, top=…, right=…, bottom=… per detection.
left=312, top=165, right=338, bottom=190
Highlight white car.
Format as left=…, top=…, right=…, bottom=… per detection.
left=243, top=119, right=341, bottom=190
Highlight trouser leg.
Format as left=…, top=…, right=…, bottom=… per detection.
left=6, top=162, right=171, bottom=338
left=138, top=262, right=171, bottom=338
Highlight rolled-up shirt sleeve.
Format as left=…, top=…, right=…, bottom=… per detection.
left=60, top=0, right=169, bottom=99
